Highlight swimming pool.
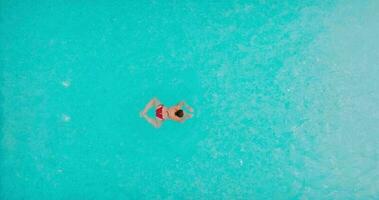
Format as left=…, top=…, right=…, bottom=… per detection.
left=1, top=0, right=379, bottom=199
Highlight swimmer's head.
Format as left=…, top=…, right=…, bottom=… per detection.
left=175, top=110, right=184, bottom=118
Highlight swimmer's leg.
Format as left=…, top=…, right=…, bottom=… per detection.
left=153, top=97, right=162, bottom=108
left=141, top=97, right=161, bottom=114
left=143, top=114, right=162, bottom=128
left=142, top=98, right=156, bottom=114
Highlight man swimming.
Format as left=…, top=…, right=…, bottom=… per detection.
left=140, top=97, right=194, bottom=128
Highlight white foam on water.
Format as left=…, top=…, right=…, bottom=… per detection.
left=61, top=114, right=71, bottom=122
left=61, top=80, right=71, bottom=88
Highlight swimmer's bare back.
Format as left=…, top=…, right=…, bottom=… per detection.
left=140, top=97, right=194, bottom=128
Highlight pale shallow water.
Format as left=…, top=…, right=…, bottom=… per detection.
left=1, top=1, right=379, bottom=199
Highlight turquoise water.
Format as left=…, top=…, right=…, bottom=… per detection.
left=1, top=0, right=379, bottom=199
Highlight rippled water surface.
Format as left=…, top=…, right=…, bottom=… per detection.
left=1, top=1, right=379, bottom=199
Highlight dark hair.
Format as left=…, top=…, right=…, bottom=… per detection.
left=175, top=109, right=184, bottom=118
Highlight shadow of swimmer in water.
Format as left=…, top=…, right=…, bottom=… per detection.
left=140, top=97, right=194, bottom=128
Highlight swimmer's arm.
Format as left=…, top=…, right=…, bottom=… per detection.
left=179, top=113, right=193, bottom=123
left=177, top=101, right=185, bottom=108
left=143, top=115, right=161, bottom=128
left=177, top=101, right=194, bottom=112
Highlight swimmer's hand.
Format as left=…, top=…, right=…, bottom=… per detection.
left=140, top=111, right=145, bottom=117
left=184, top=105, right=194, bottom=113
